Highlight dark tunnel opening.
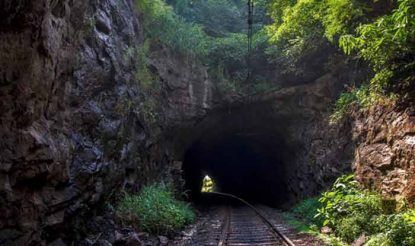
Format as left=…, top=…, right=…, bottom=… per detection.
left=182, top=131, right=291, bottom=207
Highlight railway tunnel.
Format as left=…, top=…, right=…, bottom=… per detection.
left=178, top=98, right=305, bottom=207
left=183, top=133, right=290, bottom=206
left=171, top=82, right=345, bottom=208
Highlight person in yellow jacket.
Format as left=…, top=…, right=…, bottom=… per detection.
left=201, top=175, right=215, bottom=192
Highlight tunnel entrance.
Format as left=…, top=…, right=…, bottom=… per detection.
left=181, top=105, right=293, bottom=207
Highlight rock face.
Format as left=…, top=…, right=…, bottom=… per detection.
left=353, top=104, right=415, bottom=204
left=179, top=59, right=364, bottom=205
left=0, top=0, right=413, bottom=244
left=0, top=0, right=88, bottom=244
left=0, top=0, right=212, bottom=244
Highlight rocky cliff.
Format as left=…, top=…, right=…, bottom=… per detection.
left=0, top=0, right=212, bottom=244
left=353, top=103, right=415, bottom=204
left=0, top=0, right=413, bottom=245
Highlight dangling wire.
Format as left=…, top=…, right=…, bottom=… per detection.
left=247, top=0, right=254, bottom=55
left=246, top=0, right=254, bottom=81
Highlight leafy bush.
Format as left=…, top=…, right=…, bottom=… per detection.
left=314, top=174, right=415, bottom=245
left=265, top=0, right=365, bottom=71
left=136, top=0, right=210, bottom=57
left=291, top=198, right=324, bottom=227
left=339, top=0, right=415, bottom=91
left=265, top=0, right=324, bottom=71
left=117, top=184, right=196, bottom=235
left=373, top=213, right=415, bottom=246
left=365, top=233, right=393, bottom=246
left=336, top=216, right=364, bottom=243
left=317, top=175, right=383, bottom=228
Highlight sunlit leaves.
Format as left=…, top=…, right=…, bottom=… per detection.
left=337, top=0, right=415, bottom=90
left=315, top=175, right=415, bottom=244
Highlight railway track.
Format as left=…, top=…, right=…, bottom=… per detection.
left=183, top=192, right=296, bottom=246
left=218, top=206, right=285, bottom=246
left=214, top=192, right=294, bottom=246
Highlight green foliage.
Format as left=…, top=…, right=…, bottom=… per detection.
left=281, top=212, right=318, bottom=234
left=330, top=85, right=372, bottom=122
left=201, top=175, right=215, bottom=192
left=266, top=0, right=414, bottom=112
left=126, top=39, right=161, bottom=124
left=266, top=0, right=367, bottom=63
left=208, top=33, right=249, bottom=80
left=365, top=233, right=393, bottom=246
left=170, top=0, right=246, bottom=37
left=330, top=84, right=396, bottom=122
left=266, top=0, right=365, bottom=70
left=117, top=183, right=196, bottom=235
left=372, top=213, right=415, bottom=246
left=141, top=98, right=159, bottom=124
left=248, top=81, right=280, bottom=94
left=267, top=0, right=321, bottom=45
left=137, top=0, right=210, bottom=57
left=403, top=209, right=415, bottom=223
left=286, top=175, right=415, bottom=245
left=339, top=0, right=415, bottom=91
left=171, top=0, right=270, bottom=35
left=134, top=39, right=158, bottom=90
left=137, top=0, right=279, bottom=94
left=266, top=0, right=323, bottom=69
left=317, top=174, right=383, bottom=228
left=291, top=198, right=324, bottom=227
left=314, top=174, right=415, bottom=245
left=322, top=0, right=365, bottom=41
left=336, top=216, right=363, bottom=243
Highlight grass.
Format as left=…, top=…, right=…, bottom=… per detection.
left=116, top=183, right=196, bottom=236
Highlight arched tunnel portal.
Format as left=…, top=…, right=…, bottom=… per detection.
left=178, top=100, right=304, bottom=207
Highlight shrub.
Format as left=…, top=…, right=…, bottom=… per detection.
left=291, top=198, right=324, bottom=227
left=317, top=174, right=383, bottom=227
left=373, top=213, right=415, bottom=246
left=285, top=175, right=415, bottom=245
left=314, top=175, right=415, bottom=245
left=336, top=216, right=364, bottom=243
left=339, top=0, right=415, bottom=91
left=117, top=183, right=196, bottom=235
left=365, top=233, right=393, bottom=246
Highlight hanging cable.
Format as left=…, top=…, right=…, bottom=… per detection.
left=246, top=0, right=254, bottom=81
left=247, top=0, right=254, bottom=54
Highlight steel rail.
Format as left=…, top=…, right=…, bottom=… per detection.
left=207, top=191, right=296, bottom=246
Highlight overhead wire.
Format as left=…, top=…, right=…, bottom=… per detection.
left=246, top=0, right=254, bottom=81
